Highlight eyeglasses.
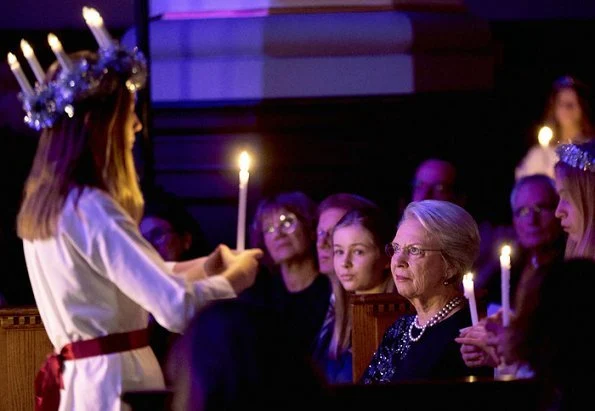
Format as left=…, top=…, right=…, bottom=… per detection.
left=385, top=243, right=442, bottom=258
left=513, top=204, right=556, bottom=219
left=263, top=212, right=298, bottom=235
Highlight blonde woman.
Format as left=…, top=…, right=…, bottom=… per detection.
left=314, top=205, right=395, bottom=383
left=14, top=27, right=262, bottom=410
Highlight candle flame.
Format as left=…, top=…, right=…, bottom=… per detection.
left=83, top=7, right=104, bottom=27
left=537, top=126, right=553, bottom=147
left=7, top=52, right=18, bottom=68
left=463, top=272, right=474, bottom=295
left=48, top=33, right=62, bottom=51
left=239, top=151, right=251, bottom=172
left=20, top=40, right=33, bottom=58
left=501, top=244, right=511, bottom=257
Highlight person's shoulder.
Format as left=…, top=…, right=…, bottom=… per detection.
left=62, top=187, right=133, bottom=233
left=76, top=188, right=130, bottom=220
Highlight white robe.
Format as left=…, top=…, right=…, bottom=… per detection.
left=23, top=187, right=235, bottom=411
left=514, top=144, right=558, bottom=181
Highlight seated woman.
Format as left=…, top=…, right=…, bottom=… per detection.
left=361, top=200, right=492, bottom=383
left=239, top=191, right=331, bottom=355
left=313, top=205, right=395, bottom=384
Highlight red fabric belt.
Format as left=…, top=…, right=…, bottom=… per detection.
left=34, top=328, right=149, bottom=411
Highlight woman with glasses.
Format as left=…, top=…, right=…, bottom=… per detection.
left=239, top=191, right=331, bottom=355
left=361, top=200, right=492, bottom=383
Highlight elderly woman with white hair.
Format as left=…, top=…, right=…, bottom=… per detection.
left=361, top=200, right=492, bottom=383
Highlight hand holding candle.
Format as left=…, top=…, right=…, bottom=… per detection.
left=463, top=272, right=479, bottom=325
left=7, top=52, right=34, bottom=97
left=236, top=151, right=251, bottom=252
left=500, top=244, right=512, bottom=326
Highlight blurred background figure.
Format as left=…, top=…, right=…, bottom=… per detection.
left=140, top=187, right=211, bottom=262
left=167, top=298, right=330, bottom=411
left=313, top=205, right=395, bottom=384
left=240, top=191, right=331, bottom=355
left=410, top=158, right=466, bottom=204
left=476, top=174, right=566, bottom=314
left=362, top=200, right=492, bottom=383
left=516, top=75, right=595, bottom=180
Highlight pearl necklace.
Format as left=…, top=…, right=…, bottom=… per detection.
left=408, top=296, right=463, bottom=342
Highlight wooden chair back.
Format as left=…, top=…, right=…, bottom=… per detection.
left=0, top=306, right=53, bottom=411
left=350, top=292, right=414, bottom=382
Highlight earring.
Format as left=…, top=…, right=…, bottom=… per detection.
left=443, top=279, right=450, bottom=285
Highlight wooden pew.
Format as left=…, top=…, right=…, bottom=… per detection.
left=0, top=306, right=53, bottom=411
left=350, top=292, right=415, bottom=382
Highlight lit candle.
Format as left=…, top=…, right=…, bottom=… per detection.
left=82, top=7, right=113, bottom=48
left=463, top=272, right=479, bottom=325
left=7, top=52, right=34, bottom=97
left=20, top=39, right=45, bottom=85
left=47, top=33, right=73, bottom=73
left=236, top=151, right=251, bottom=252
left=537, top=125, right=553, bottom=147
left=500, top=244, right=512, bottom=326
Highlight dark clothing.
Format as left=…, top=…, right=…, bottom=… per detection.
left=312, top=337, right=353, bottom=384
left=239, top=266, right=332, bottom=355
left=311, top=295, right=353, bottom=384
left=361, top=306, right=492, bottom=383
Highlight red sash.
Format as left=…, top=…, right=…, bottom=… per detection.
left=34, top=328, right=149, bottom=411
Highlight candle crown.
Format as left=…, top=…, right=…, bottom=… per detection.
left=556, top=141, right=595, bottom=173
left=8, top=6, right=147, bottom=131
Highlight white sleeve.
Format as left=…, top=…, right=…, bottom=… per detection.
left=90, top=211, right=235, bottom=333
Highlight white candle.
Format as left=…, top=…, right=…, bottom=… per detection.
left=47, top=33, right=73, bottom=73
left=463, top=272, right=479, bottom=325
left=236, top=151, right=251, bottom=252
left=500, top=245, right=512, bottom=326
left=20, top=39, right=45, bottom=85
left=82, top=7, right=113, bottom=48
left=7, top=52, right=34, bottom=97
